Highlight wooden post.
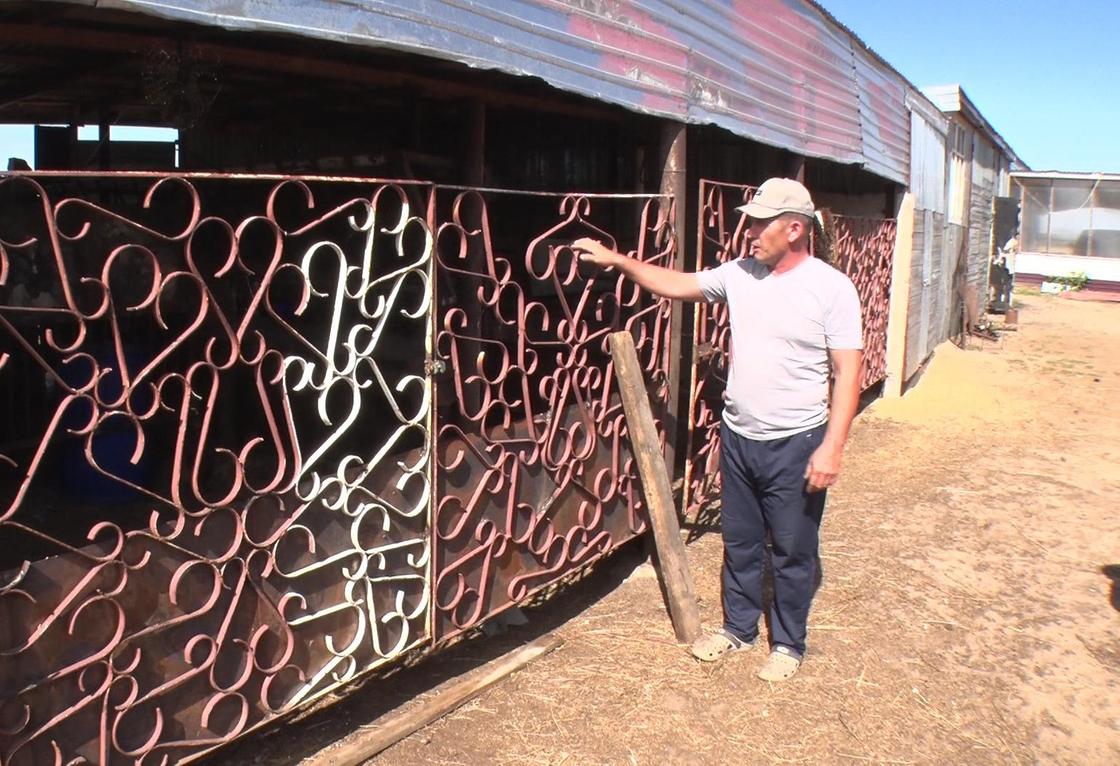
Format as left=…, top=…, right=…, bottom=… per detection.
left=609, top=330, right=702, bottom=644
left=303, top=634, right=563, bottom=766
left=788, top=153, right=806, bottom=184
left=658, top=123, right=687, bottom=480
left=883, top=191, right=915, bottom=397
left=466, top=99, right=485, bottom=185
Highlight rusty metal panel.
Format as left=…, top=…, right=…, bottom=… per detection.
left=831, top=214, right=898, bottom=390
left=429, top=187, right=674, bottom=641
left=682, top=179, right=752, bottom=519
left=905, top=104, right=949, bottom=382
left=0, top=172, right=433, bottom=764
left=852, top=45, right=910, bottom=186
left=970, top=134, right=998, bottom=298
left=86, top=0, right=908, bottom=182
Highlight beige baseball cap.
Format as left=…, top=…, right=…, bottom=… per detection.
left=736, top=177, right=815, bottom=219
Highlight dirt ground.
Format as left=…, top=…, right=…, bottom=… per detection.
left=224, top=290, right=1120, bottom=766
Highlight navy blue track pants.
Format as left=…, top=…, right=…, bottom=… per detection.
left=719, top=420, right=827, bottom=657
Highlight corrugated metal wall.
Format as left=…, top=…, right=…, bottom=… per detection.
left=903, top=105, right=1005, bottom=383
left=852, top=44, right=910, bottom=184
left=91, top=0, right=911, bottom=183
left=904, top=105, right=947, bottom=380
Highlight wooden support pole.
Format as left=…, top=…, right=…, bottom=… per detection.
left=883, top=191, right=915, bottom=397
left=658, top=122, right=687, bottom=479
left=466, top=99, right=486, bottom=185
left=608, top=330, right=702, bottom=644
left=788, top=153, right=806, bottom=184
left=303, top=634, right=564, bottom=766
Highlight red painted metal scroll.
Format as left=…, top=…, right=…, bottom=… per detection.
left=682, top=180, right=753, bottom=519
left=0, top=173, right=678, bottom=763
left=830, top=215, right=897, bottom=390
left=0, top=173, right=433, bottom=765
left=429, top=189, right=675, bottom=641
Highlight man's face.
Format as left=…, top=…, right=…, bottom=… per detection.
left=747, top=215, right=792, bottom=267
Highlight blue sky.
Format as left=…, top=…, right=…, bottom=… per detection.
left=822, top=0, right=1120, bottom=173
left=0, top=125, right=177, bottom=170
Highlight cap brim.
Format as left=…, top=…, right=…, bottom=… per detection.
left=735, top=201, right=781, bottom=219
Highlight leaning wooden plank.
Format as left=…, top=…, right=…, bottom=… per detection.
left=608, top=330, right=702, bottom=644
left=302, top=634, right=564, bottom=766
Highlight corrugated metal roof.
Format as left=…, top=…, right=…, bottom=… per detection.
left=852, top=43, right=909, bottom=184
left=88, top=0, right=914, bottom=183
left=1012, top=170, right=1120, bottom=181
left=923, top=84, right=1026, bottom=169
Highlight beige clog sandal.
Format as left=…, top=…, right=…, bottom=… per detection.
left=757, top=647, right=802, bottom=681
left=690, top=629, right=753, bottom=662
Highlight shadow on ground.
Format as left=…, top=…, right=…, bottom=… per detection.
left=211, top=539, right=651, bottom=765
left=1102, top=564, right=1120, bottom=612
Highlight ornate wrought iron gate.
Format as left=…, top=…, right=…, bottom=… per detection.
left=0, top=173, right=674, bottom=765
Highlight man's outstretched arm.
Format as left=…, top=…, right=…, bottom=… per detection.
left=571, top=237, right=705, bottom=302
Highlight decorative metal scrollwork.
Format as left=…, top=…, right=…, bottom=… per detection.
left=430, top=189, right=675, bottom=640
left=0, top=174, right=432, bottom=765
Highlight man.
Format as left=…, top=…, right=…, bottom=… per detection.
left=572, top=178, right=862, bottom=682
left=1002, top=235, right=1019, bottom=275
left=1001, top=235, right=1019, bottom=304
left=989, top=256, right=1007, bottom=305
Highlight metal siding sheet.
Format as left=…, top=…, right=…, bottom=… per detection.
left=910, top=110, right=947, bottom=215
left=674, top=0, right=865, bottom=163
left=940, top=222, right=963, bottom=342
left=852, top=44, right=909, bottom=184
left=91, top=0, right=907, bottom=182
left=904, top=219, right=926, bottom=379
left=929, top=213, right=947, bottom=352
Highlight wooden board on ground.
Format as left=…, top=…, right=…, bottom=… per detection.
left=302, top=634, right=564, bottom=766
left=608, top=330, right=702, bottom=644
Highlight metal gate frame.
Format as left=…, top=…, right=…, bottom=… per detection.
left=0, top=172, right=676, bottom=765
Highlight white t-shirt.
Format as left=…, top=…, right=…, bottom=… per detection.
left=1002, top=237, right=1018, bottom=273
left=695, top=256, right=862, bottom=440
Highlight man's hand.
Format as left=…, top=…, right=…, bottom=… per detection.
left=570, top=237, right=705, bottom=300
left=804, top=440, right=843, bottom=493
left=571, top=237, right=620, bottom=268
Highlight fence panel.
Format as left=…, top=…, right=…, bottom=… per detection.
left=0, top=174, right=679, bottom=763
left=429, top=188, right=675, bottom=641
left=683, top=180, right=753, bottom=518
left=830, top=215, right=898, bottom=389
left=0, top=173, right=433, bottom=765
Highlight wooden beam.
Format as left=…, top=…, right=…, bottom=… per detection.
left=883, top=191, right=915, bottom=397
left=0, top=22, right=624, bottom=123
left=788, top=153, right=806, bottom=183
left=608, top=330, right=702, bottom=644
left=303, top=634, right=563, bottom=766
left=658, top=122, right=687, bottom=481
